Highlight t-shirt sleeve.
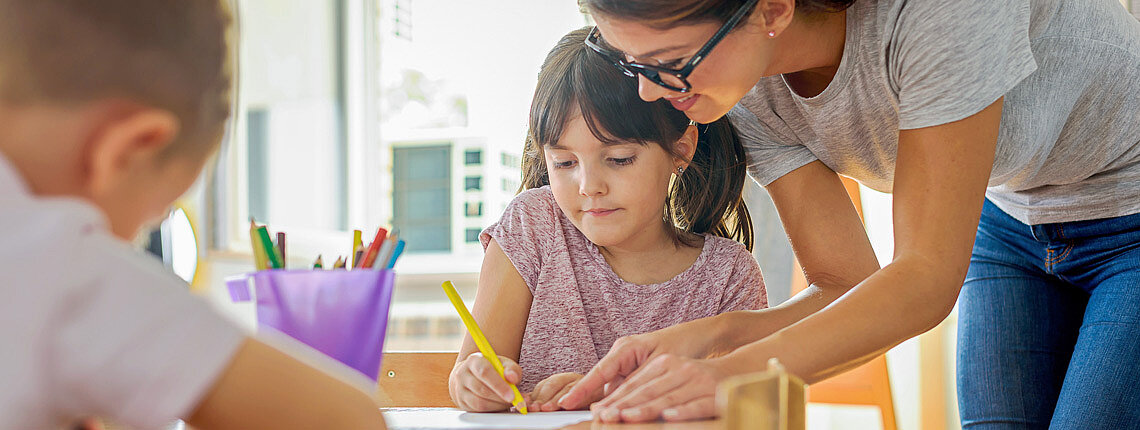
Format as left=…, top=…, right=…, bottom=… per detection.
left=480, top=187, right=559, bottom=294
left=718, top=243, right=769, bottom=313
left=889, top=0, right=1037, bottom=130
left=728, top=104, right=819, bottom=186
left=51, top=235, right=244, bottom=429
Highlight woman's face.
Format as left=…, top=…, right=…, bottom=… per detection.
left=593, top=13, right=773, bottom=124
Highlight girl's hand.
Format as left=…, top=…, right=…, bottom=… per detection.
left=449, top=352, right=525, bottom=412
left=528, top=373, right=601, bottom=412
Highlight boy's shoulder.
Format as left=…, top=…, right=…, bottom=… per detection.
left=0, top=156, right=244, bottom=429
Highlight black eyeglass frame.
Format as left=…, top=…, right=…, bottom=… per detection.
left=584, top=0, right=760, bottom=93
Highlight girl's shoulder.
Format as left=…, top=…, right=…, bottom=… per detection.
left=699, top=235, right=763, bottom=277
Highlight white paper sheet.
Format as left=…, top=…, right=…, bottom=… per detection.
left=384, top=408, right=593, bottom=429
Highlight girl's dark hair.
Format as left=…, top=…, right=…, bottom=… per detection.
left=521, top=27, right=753, bottom=251
left=581, top=0, right=854, bottom=29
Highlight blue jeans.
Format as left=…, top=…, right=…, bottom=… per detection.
left=958, top=200, right=1140, bottom=429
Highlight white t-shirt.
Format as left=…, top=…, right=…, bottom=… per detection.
left=0, top=153, right=244, bottom=429
left=732, top=0, right=1140, bottom=224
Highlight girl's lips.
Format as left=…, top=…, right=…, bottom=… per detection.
left=585, top=208, right=618, bottom=217
left=667, top=94, right=700, bottom=111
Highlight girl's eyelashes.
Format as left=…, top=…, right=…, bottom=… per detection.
left=552, top=159, right=577, bottom=169
left=609, top=156, right=637, bottom=166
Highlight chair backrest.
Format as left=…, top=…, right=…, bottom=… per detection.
left=376, top=352, right=458, bottom=407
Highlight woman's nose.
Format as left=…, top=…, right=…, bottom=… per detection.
left=637, top=75, right=671, bottom=102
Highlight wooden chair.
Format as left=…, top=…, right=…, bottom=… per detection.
left=376, top=352, right=458, bottom=407
left=794, top=177, right=897, bottom=430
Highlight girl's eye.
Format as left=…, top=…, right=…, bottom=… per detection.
left=553, top=160, right=577, bottom=169
left=610, top=156, right=636, bottom=166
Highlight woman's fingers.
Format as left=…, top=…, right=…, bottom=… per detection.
left=559, top=336, right=654, bottom=409
left=662, top=396, right=718, bottom=422
left=591, top=355, right=723, bottom=423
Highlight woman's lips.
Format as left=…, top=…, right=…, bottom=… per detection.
left=667, top=94, right=699, bottom=111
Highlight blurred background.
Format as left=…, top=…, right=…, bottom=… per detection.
left=155, top=1, right=1139, bottom=429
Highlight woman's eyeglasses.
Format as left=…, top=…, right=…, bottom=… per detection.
left=584, top=0, right=759, bottom=93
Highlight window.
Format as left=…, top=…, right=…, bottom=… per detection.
left=501, top=152, right=521, bottom=168
left=393, top=145, right=452, bottom=252
left=465, top=228, right=481, bottom=243
left=464, top=176, right=482, bottom=191
left=501, top=178, right=520, bottom=193
left=464, top=149, right=482, bottom=165
left=465, top=201, right=482, bottom=217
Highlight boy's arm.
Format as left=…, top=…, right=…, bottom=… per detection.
left=185, top=337, right=387, bottom=429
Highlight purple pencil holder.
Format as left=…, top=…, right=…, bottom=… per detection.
left=226, top=269, right=395, bottom=381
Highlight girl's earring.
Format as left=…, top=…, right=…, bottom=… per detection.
left=768, top=31, right=776, bottom=38
left=676, top=166, right=685, bottom=175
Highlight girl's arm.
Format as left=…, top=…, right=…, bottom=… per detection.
left=448, top=238, right=534, bottom=411
left=565, top=98, right=1003, bottom=422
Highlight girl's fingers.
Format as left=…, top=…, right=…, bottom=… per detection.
left=459, top=378, right=511, bottom=412
left=468, top=356, right=516, bottom=403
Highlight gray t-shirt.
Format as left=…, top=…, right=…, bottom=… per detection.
left=731, top=0, right=1140, bottom=225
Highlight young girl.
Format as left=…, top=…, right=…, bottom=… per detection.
left=447, top=27, right=767, bottom=413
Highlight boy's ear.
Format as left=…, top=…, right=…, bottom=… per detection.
left=674, top=124, right=700, bottom=168
left=86, top=108, right=180, bottom=197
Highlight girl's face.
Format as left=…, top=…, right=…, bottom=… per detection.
left=593, top=14, right=773, bottom=124
left=545, top=114, right=691, bottom=249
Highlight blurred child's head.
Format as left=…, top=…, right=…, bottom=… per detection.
left=0, top=0, right=232, bottom=239
left=522, top=27, right=752, bottom=251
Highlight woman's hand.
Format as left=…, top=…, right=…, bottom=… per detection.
left=557, top=316, right=730, bottom=411
left=449, top=352, right=525, bottom=412
left=528, top=373, right=600, bottom=411
left=588, top=354, right=736, bottom=423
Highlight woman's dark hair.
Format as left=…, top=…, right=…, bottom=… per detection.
left=581, top=0, right=854, bottom=28
left=521, top=27, right=753, bottom=251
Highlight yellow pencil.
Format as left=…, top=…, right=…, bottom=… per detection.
left=441, top=281, right=528, bottom=414
left=249, top=219, right=269, bottom=270
left=351, top=229, right=362, bottom=267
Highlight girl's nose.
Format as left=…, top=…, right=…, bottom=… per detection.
left=578, top=166, right=607, bottom=197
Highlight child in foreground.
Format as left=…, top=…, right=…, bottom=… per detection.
left=447, top=27, right=768, bottom=413
left=0, top=1, right=385, bottom=428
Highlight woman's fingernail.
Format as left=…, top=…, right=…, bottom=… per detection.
left=663, top=409, right=680, bottom=419
left=624, top=408, right=642, bottom=419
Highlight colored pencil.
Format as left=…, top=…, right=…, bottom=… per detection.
left=441, top=281, right=527, bottom=414
left=360, top=227, right=389, bottom=269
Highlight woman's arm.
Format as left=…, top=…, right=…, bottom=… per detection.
left=447, top=238, right=534, bottom=411
left=570, top=98, right=1003, bottom=422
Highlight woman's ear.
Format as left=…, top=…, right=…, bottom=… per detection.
left=85, top=108, right=180, bottom=198
left=674, top=124, right=700, bottom=170
left=758, top=0, right=796, bottom=37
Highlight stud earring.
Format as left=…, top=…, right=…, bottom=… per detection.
left=676, top=166, right=685, bottom=175
left=768, top=31, right=776, bottom=37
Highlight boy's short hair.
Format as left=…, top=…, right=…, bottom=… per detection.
left=0, top=0, right=233, bottom=157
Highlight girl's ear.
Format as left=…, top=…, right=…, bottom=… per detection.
left=673, top=124, right=699, bottom=169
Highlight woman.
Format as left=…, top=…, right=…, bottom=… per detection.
left=556, top=0, right=1140, bottom=428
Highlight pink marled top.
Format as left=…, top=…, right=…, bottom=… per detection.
left=480, top=186, right=767, bottom=392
